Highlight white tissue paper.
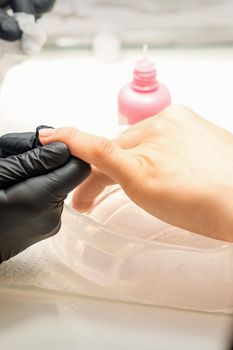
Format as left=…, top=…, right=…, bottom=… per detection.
left=0, top=12, right=46, bottom=82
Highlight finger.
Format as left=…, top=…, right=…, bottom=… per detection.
left=33, top=0, right=56, bottom=15
left=0, top=1, right=8, bottom=7
left=72, top=129, right=143, bottom=211
left=72, top=167, right=114, bottom=212
left=39, top=127, right=136, bottom=187
left=112, top=128, right=143, bottom=149
left=9, top=0, right=35, bottom=14
left=26, top=157, right=91, bottom=201
left=0, top=132, right=37, bottom=155
left=0, top=142, right=70, bottom=190
left=0, top=8, right=21, bottom=41
left=0, top=126, right=53, bottom=155
left=9, top=0, right=55, bottom=16
left=0, top=148, right=7, bottom=158
left=72, top=128, right=145, bottom=211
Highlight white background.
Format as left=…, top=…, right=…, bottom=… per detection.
left=1, top=47, right=233, bottom=137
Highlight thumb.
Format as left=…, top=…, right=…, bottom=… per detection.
left=30, top=157, right=91, bottom=200
left=39, top=127, right=136, bottom=186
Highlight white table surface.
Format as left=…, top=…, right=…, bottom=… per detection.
left=1, top=47, right=233, bottom=136
left=0, top=287, right=232, bottom=350
left=0, top=47, right=233, bottom=349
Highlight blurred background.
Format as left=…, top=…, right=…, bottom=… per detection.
left=1, top=0, right=233, bottom=137
left=43, top=0, right=233, bottom=48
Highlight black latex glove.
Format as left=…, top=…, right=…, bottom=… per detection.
left=0, top=127, right=91, bottom=263
left=0, top=0, right=55, bottom=41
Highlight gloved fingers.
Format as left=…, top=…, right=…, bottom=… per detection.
left=0, top=132, right=38, bottom=155
left=0, top=148, right=7, bottom=158
left=0, top=142, right=70, bottom=190
left=9, top=0, right=36, bottom=15
left=0, top=0, right=55, bottom=42
left=0, top=1, right=8, bottom=7
left=33, top=157, right=91, bottom=200
left=0, top=7, right=21, bottom=41
left=0, top=126, right=52, bottom=155
left=9, top=0, right=55, bottom=16
left=33, top=0, right=56, bottom=16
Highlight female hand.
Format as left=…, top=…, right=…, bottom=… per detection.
left=39, top=105, right=233, bottom=242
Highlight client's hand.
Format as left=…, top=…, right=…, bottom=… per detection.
left=39, top=106, right=233, bottom=242
left=0, top=127, right=90, bottom=263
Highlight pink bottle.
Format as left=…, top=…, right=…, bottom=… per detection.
left=118, top=46, right=171, bottom=127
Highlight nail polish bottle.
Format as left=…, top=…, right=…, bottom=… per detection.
left=118, top=46, right=171, bottom=131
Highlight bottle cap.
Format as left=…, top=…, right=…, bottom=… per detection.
left=132, top=45, right=158, bottom=92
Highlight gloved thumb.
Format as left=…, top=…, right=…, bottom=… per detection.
left=30, top=156, right=91, bottom=201
left=0, top=142, right=70, bottom=190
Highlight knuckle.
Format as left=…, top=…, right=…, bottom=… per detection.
left=166, top=104, right=187, bottom=113
left=59, top=127, right=80, bottom=149
left=145, top=117, right=167, bottom=136
left=65, top=127, right=79, bottom=142
left=92, top=137, right=115, bottom=160
left=160, top=104, right=189, bottom=119
left=154, top=104, right=197, bottom=128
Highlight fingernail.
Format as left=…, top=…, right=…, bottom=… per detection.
left=39, top=128, right=55, bottom=138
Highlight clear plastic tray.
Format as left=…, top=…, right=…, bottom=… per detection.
left=54, top=188, right=233, bottom=312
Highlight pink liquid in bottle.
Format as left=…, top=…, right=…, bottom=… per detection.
left=118, top=46, right=171, bottom=128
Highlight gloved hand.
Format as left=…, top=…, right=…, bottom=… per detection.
left=0, top=127, right=91, bottom=263
left=0, top=0, right=55, bottom=41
